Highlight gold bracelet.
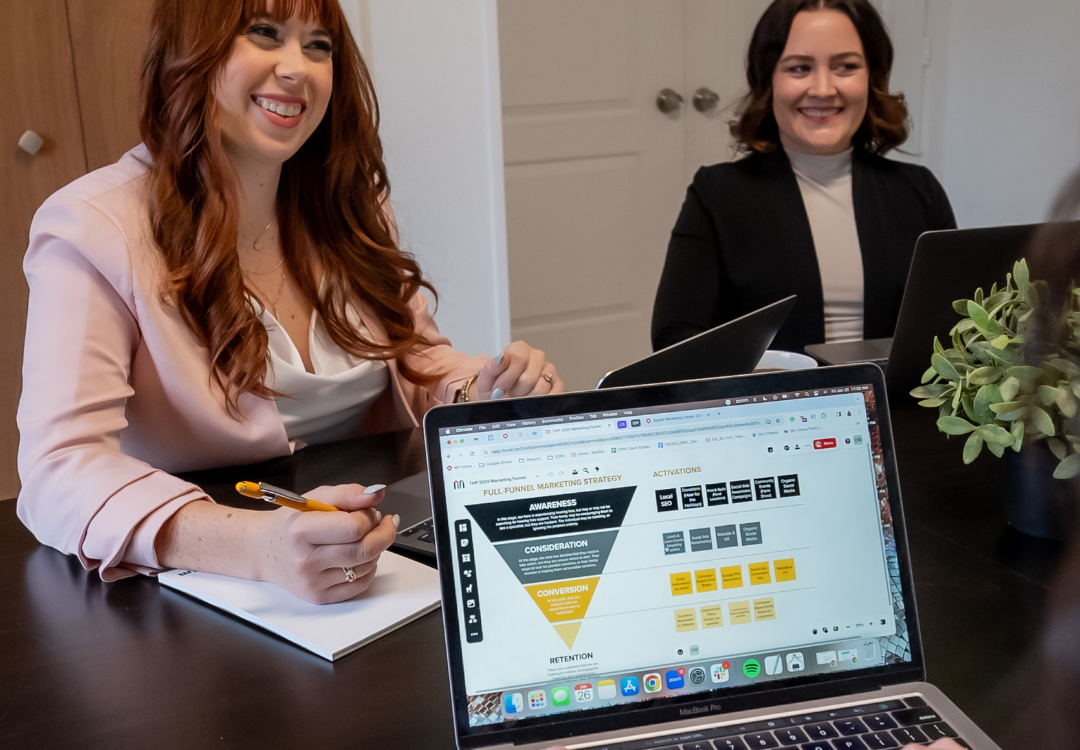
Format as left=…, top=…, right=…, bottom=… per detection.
left=454, top=371, right=481, bottom=403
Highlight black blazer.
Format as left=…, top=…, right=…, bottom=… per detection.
left=651, top=149, right=957, bottom=352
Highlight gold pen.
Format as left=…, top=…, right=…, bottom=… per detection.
left=235, top=481, right=341, bottom=512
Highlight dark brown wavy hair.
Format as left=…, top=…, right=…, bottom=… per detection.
left=731, top=0, right=908, bottom=155
left=139, top=0, right=437, bottom=414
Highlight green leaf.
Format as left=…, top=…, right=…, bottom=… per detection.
left=952, top=299, right=970, bottom=315
left=1072, top=379, right=1080, bottom=399
left=1039, top=385, right=1060, bottom=405
left=1048, top=437, right=1068, bottom=460
left=1008, top=365, right=1044, bottom=383
left=921, top=366, right=938, bottom=385
left=1011, top=419, right=1025, bottom=451
left=911, top=384, right=947, bottom=399
left=996, top=407, right=1029, bottom=422
left=1054, top=453, right=1080, bottom=479
left=990, top=334, right=1011, bottom=349
left=918, top=398, right=945, bottom=408
left=963, top=432, right=984, bottom=464
left=967, top=300, right=1003, bottom=337
left=1031, top=406, right=1056, bottom=436
left=1014, top=258, right=1030, bottom=291
left=938, top=416, right=977, bottom=435
left=1057, top=387, right=1078, bottom=418
left=968, top=366, right=1003, bottom=385
left=973, top=384, right=1001, bottom=422
left=1000, top=376, right=1021, bottom=402
left=976, top=424, right=1015, bottom=446
left=933, top=336, right=946, bottom=357
left=932, top=352, right=961, bottom=381
left=987, top=441, right=1006, bottom=458
left=990, top=400, right=1026, bottom=414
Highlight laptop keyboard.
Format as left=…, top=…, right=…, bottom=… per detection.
left=591, top=697, right=971, bottom=750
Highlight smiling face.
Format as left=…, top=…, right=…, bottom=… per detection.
left=214, top=13, right=334, bottom=169
left=771, top=9, right=869, bottom=155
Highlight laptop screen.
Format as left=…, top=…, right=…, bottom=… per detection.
left=430, top=372, right=913, bottom=736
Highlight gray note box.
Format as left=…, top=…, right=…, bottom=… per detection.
left=689, top=527, right=713, bottom=552
left=664, top=531, right=686, bottom=555
left=740, top=522, right=763, bottom=546
left=714, top=524, right=739, bottom=549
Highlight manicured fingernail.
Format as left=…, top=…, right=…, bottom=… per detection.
left=495, top=352, right=505, bottom=366
left=392, top=514, right=401, bottom=529
left=363, top=483, right=386, bottom=494
left=491, top=387, right=505, bottom=400
left=375, top=510, right=383, bottom=522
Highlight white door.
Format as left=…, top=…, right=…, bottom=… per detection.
left=498, top=0, right=687, bottom=391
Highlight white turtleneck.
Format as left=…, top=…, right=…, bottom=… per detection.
left=786, top=147, right=865, bottom=343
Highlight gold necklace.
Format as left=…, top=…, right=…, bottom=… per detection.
left=249, top=266, right=288, bottom=319
left=239, top=255, right=285, bottom=275
left=251, top=219, right=274, bottom=252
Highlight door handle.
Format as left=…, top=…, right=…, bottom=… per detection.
left=692, top=88, right=720, bottom=113
left=655, top=88, right=684, bottom=114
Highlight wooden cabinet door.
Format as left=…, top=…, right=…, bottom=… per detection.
left=1, top=0, right=89, bottom=500
left=67, top=0, right=155, bottom=170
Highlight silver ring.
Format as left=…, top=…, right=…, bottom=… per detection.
left=343, top=567, right=356, bottom=583
left=542, top=372, right=554, bottom=384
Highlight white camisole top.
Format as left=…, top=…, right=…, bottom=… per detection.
left=255, top=303, right=389, bottom=448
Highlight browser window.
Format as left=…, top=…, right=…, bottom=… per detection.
left=437, top=385, right=909, bottom=727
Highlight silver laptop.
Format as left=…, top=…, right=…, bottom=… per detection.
left=422, top=364, right=999, bottom=750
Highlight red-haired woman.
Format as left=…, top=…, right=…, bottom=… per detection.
left=17, top=0, right=562, bottom=604
left=652, top=0, right=956, bottom=354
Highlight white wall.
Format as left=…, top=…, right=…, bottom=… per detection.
left=922, top=0, right=1080, bottom=227
left=340, top=0, right=510, bottom=357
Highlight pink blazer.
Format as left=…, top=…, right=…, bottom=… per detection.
left=17, top=146, right=488, bottom=581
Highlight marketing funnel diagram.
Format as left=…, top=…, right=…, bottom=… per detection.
left=466, top=486, right=636, bottom=649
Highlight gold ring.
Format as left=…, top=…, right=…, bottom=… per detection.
left=343, top=567, right=356, bottom=583
left=542, top=372, right=554, bottom=384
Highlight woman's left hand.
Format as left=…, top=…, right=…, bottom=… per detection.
left=475, top=341, right=565, bottom=399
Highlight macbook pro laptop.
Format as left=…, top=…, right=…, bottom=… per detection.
left=390, top=295, right=798, bottom=558
left=422, top=364, right=999, bottom=750
left=805, top=222, right=1077, bottom=401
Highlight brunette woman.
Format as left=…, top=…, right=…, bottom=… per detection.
left=17, top=0, right=562, bottom=604
left=652, top=0, right=956, bottom=353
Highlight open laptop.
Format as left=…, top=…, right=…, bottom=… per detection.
left=422, top=364, right=999, bottom=750
left=389, top=295, right=797, bottom=558
left=805, top=222, right=1075, bottom=401
left=597, top=296, right=797, bottom=389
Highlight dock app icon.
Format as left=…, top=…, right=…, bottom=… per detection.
left=503, top=693, right=523, bottom=714
left=786, top=652, right=805, bottom=672
left=764, top=654, right=784, bottom=676
left=598, top=680, right=617, bottom=699
left=711, top=661, right=730, bottom=683
left=528, top=690, right=546, bottom=710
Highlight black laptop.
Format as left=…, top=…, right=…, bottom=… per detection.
left=422, top=364, right=999, bottom=749
left=804, top=223, right=1066, bottom=400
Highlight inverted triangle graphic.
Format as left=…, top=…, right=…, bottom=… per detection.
left=553, top=622, right=583, bottom=649
left=525, top=576, right=601, bottom=622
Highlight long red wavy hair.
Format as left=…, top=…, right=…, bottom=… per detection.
left=139, top=0, right=437, bottom=414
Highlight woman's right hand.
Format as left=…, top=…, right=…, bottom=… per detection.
left=248, top=483, right=399, bottom=604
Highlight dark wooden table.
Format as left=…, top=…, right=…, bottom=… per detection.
left=0, top=407, right=1065, bottom=749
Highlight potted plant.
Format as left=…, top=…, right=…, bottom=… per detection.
left=912, top=259, right=1080, bottom=537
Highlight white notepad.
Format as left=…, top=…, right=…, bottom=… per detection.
left=159, top=552, right=441, bottom=661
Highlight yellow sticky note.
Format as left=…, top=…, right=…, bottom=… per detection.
left=774, top=558, right=797, bottom=582
left=753, top=597, right=776, bottom=621
left=720, top=565, right=744, bottom=589
left=675, top=608, right=698, bottom=632
left=729, top=600, right=752, bottom=624
left=749, top=561, right=772, bottom=586
left=700, top=604, right=723, bottom=629
left=694, top=568, right=718, bottom=593
left=670, top=572, right=693, bottom=596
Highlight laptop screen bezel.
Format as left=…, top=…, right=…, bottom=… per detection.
left=425, top=364, right=924, bottom=749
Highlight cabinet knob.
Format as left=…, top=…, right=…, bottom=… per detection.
left=18, top=130, right=44, bottom=155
